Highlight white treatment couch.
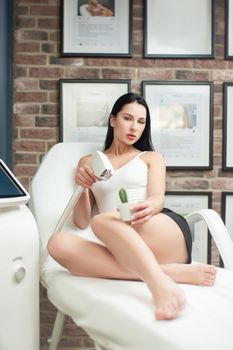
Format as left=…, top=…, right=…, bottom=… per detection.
left=29, top=142, right=233, bottom=350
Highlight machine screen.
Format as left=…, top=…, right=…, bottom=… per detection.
left=0, top=160, right=29, bottom=205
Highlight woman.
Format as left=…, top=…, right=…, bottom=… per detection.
left=48, top=93, right=216, bottom=320
left=87, top=0, right=113, bottom=16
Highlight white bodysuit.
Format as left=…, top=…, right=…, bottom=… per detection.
left=91, top=152, right=192, bottom=262
left=91, top=153, right=148, bottom=213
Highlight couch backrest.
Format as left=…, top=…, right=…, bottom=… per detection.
left=29, top=142, right=102, bottom=253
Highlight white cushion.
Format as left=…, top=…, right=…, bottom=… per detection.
left=44, top=267, right=233, bottom=350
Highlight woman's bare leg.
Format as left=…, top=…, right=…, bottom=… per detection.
left=49, top=226, right=185, bottom=320
left=161, top=264, right=216, bottom=286
left=90, top=212, right=186, bottom=320
left=48, top=233, right=140, bottom=280
left=48, top=232, right=216, bottom=286
left=134, top=213, right=217, bottom=287
left=48, top=212, right=216, bottom=320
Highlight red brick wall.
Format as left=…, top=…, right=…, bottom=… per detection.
left=13, top=0, right=231, bottom=348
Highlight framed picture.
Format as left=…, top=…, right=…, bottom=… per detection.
left=61, top=0, right=132, bottom=57
left=223, top=83, right=233, bottom=170
left=144, top=0, right=215, bottom=58
left=142, top=81, right=213, bottom=170
left=221, top=192, right=233, bottom=241
left=221, top=192, right=233, bottom=266
left=225, top=0, right=233, bottom=59
left=165, top=191, right=212, bottom=263
left=60, top=79, right=131, bottom=142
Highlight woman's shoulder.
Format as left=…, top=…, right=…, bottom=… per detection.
left=141, top=150, right=164, bottom=161
left=78, top=153, right=92, bottom=166
left=140, top=150, right=165, bottom=168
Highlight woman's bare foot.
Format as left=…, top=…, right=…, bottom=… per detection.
left=150, top=273, right=186, bottom=320
left=161, top=263, right=217, bottom=286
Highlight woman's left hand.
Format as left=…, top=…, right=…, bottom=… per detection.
left=130, top=200, right=154, bottom=225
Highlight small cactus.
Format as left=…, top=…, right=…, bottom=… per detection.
left=119, top=188, right=128, bottom=203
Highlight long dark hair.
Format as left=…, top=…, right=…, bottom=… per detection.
left=103, top=92, right=154, bottom=151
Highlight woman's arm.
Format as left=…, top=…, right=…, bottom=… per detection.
left=73, top=155, right=97, bottom=229
left=146, top=151, right=166, bottom=213
left=131, top=151, right=166, bottom=225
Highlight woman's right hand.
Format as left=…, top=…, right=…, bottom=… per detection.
left=75, top=164, right=97, bottom=189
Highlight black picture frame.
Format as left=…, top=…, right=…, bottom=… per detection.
left=144, top=0, right=215, bottom=59
left=142, top=81, right=213, bottom=170
left=165, top=191, right=212, bottom=263
left=225, top=0, right=233, bottom=59
left=221, top=192, right=233, bottom=266
left=223, top=83, right=233, bottom=170
left=61, top=0, right=133, bottom=57
left=221, top=192, right=233, bottom=241
left=60, top=79, right=131, bottom=142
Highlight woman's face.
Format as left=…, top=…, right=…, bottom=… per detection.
left=110, top=102, right=147, bottom=145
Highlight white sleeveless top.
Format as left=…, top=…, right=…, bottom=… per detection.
left=91, top=152, right=148, bottom=213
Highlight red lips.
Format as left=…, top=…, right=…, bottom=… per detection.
left=127, top=134, right=136, bottom=140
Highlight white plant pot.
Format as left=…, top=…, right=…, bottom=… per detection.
left=118, top=202, right=136, bottom=222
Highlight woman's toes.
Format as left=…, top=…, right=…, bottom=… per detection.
left=164, top=303, right=179, bottom=320
left=155, top=307, right=172, bottom=320
left=155, top=301, right=181, bottom=320
left=179, top=296, right=186, bottom=309
left=208, top=265, right=217, bottom=275
left=201, top=280, right=213, bottom=287
left=155, top=308, right=165, bottom=320
left=201, top=274, right=216, bottom=286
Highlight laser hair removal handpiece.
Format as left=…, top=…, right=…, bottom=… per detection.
left=54, top=151, right=113, bottom=234
left=40, top=151, right=114, bottom=271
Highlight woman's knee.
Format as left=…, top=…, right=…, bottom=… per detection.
left=91, top=212, right=109, bottom=228
left=91, top=212, right=117, bottom=238
left=47, top=233, right=72, bottom=262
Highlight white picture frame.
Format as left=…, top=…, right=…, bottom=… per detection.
left=61, top=0, right=132, bottom=57
left=225, top=0, right=233, bottom=59
left=142, top=81, right=213, bottom=169
left=144, top=0, right=215, bottom=58
left=60, top=79, right=131, bottom=143
left=223, top=83, right=233, bottom=170
left=221, top=192, right=233, bottom=266
left=221, top=192, right=233, bottom=242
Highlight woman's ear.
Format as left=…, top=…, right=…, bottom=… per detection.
left=109, top=115, right=115, bottom=127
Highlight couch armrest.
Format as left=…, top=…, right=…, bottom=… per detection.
left=185, top=209, right=233, bottom=270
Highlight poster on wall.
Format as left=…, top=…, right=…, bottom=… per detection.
left=144, top=0, right=215, bottom=58
left=225, top=0, right=233, bottom=59
left=60, top=79, right=131, bottom=142
left=165, top=191, right=212, bottom=263
left=142, top=81, right=213, bottom=169
left=221, top=192, right=233, bottom=266
left=61, top=0, right=132, bottom=57
left=223, top=83, right=233, bottom=170
left=221, top=192, right=233, bottom=242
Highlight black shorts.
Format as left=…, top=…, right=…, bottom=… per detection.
left=161, top=208, right=192, bottom=264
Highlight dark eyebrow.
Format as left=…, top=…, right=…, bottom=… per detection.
left=122, top=112, right=133, bottom=117
left=123, top=113, right=146, bottom=119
